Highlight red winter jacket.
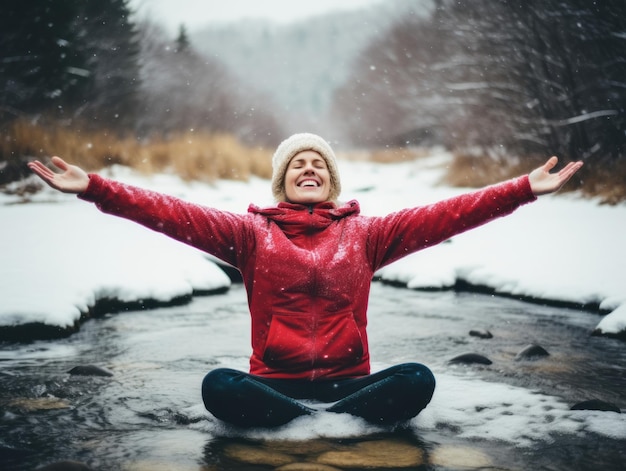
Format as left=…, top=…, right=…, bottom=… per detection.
left=79, top=174, right=536, bottom=380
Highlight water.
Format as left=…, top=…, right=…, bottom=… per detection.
left=1, top=283, right=624, bottom=470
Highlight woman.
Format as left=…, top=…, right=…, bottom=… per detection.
left=28, top=133, right=583, bottom=428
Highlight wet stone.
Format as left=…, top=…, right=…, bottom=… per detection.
left=514, top=344, right=550, bottom=361
left=224, top=443, right=296, bottom=467
left=36, top=460, right=93, bottom=471
left=429, top=445, right=492, bottom=469
left=9, top=397, right=71, bottom=411
left=316, top=439, right=424, bottom=468
left=261, top=439, right=337, bottom=456
left=469, top=329, right=493, bottom=339
left=67, top=365, right=114, bottom=377
left=123, top=460, right=200, bottom=471
left=448, top=353, right=492, bottom=365
left=276, top=463, right=342, bottom=471
left=571, top=399, right=621, bottom=413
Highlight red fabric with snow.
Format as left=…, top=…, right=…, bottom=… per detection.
left=80, top=174, right=536, bottom=380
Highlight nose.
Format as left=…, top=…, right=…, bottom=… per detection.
left=303, top=162, right=316, bottom=173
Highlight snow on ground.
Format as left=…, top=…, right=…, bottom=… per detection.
left=1, top=149, right=624, bottom=335
left=1, top=148, right=625, bottom=445
left=184, top=370, right=626, bottom=446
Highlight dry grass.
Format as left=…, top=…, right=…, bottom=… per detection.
left=340, top=146, right=432, bottom=163
left=442, top=151, right=545, bottom=188
left=1, top=120, right=136, bottom=170
left=576, top=158, right=626, bottom=205
left=1, top=120, right=273, bottom=183
left=2, top=120, right=624, bottom=204
left=444, top=149, right=626, bottom=204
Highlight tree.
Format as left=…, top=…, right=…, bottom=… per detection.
left=135, top=20, right=283, bottom=146
left=175, top=24, right=191, bottom=54
left=332, top=0, right=626, bottom=164
left=331, top=8, right=446, bottom=147
left=0, top=0, right=140, bottom=131
left=445, top=0, right=626, bottom=161
left=73, top=0, right=141, bottom=130
left=0, top=0, right=91, bottom=121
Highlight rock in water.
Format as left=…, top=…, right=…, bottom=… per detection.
left=514, top=344, right=549, bottom=361
left=67, top=365, right=114, bottom=377
left=224, top=443, right=295, bottom=467
left=469, top=329, right=493, bottom=339
left=448, top=353, right=492, bottom=365
left=316, top=439, right=424, bottom=468
left=571, top=400, right=621, bottom=413
left=277, top=463, right=342, bottom=471
left=429, top=445, right=492, bottom=468
left=9, top=397, right=70, bottom=411
left=36, top=460, right=93, bottom=471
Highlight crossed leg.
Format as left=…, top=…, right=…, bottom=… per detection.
left=201, top=363, right=435, bottom=428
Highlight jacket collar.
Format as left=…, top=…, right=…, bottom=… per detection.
left=248, top=199, right=360, bottom=220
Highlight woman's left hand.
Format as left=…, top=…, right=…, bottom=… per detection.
left=528, top=156, right=583, bottom=196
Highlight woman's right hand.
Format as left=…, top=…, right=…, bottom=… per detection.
left=28, top=156, right=90, bottom=194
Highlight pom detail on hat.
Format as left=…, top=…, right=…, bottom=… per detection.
left=271, top=133, right=341, bottom=202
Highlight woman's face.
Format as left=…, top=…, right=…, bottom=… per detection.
left=284, top=150, right=331, bottom=204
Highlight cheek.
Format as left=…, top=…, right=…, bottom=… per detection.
left=283, top=171, right=296, bottom=186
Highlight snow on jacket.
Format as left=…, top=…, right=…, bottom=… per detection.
left=79, top=174, right=536, bottom=380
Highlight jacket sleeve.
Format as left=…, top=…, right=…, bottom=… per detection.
left=367, top=175, right=537, bottom=270
left=78, top=174, right=249, bottom=266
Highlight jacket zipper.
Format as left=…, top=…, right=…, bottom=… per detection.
left=307, top=206, right=320, bottom=379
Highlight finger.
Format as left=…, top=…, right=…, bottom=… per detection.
left=50, top=156, right=69, bottom=171
left=559, top=161, right=583, bottom=179
left=543, top=156, right=558, bottom=173
left=552, top=162, right=583, bottom=189
left=28, top=161, right=55, bottom=180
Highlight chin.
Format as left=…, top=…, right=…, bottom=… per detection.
left=287, top=189, right=329, bottom=204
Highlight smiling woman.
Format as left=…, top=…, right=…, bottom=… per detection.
left=27, top=132, right=582, bottom=428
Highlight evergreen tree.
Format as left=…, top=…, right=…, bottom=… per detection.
left=74, top=0, right=141, bottom=130
left=0, top=0, right=140, bottom=130
left=175, top=24, right=191, bottom=54
left=0, top=0, right=91, bottom=120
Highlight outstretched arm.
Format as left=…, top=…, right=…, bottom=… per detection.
left=28, top=156, right=90, bottom=194
left=528, top=156, right=583, bottom=196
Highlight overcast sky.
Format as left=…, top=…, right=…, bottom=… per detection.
left=131, top=0, right=385, bottom=33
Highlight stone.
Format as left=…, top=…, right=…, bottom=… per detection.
left=429, top=445, right=493, bottom=468
left=261, top=439, right=335, bottom=456
left=469, top=329, right=493, bottom=339
left=448, top=353, right=492, bottom=365
left=36, top=460, right=93, bottom=471
left=9, top=397, right=71, bottom=411
left=316, top=439, right=424, bottom=468
left=224, top=443, right=295, bottom=467
left=276, top=463, right=342, bottom=471
left=67, top=365, right=114, bottom=377
left=571, top=399, right=621, bottom=413
left=123, top=461, right=199, bottom=471
left=514, top=344, right=549, bottom=361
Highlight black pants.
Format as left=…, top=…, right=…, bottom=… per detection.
left=201, top=363, right=436, bottom=428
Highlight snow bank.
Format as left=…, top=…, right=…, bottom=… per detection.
left=1, top=199, right=230, bottom=329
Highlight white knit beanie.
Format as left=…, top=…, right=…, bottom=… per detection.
left=271, top=133, right=342, bottom=202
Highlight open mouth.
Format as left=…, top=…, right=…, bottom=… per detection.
left=297, top=179, right=320, bottom=188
